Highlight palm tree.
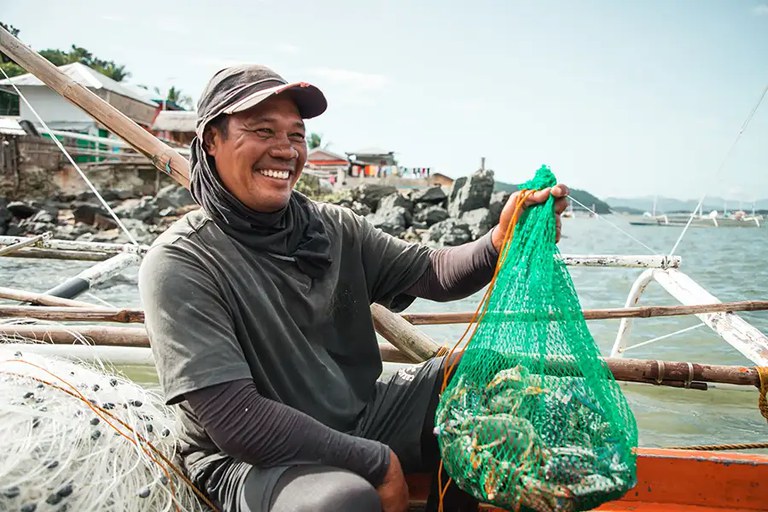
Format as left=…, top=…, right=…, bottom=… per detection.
left=308, top=132, right=330, bottom=150
left=153, top=86, right=194, bottom=110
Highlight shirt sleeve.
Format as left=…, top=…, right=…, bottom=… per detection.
left=356, top=214, right=432, bottom=311
left=138, top=241, right=252, bottom=405
left=404, top=229, right=499, bottom=302
left=186, top=379, right=391, bottom=485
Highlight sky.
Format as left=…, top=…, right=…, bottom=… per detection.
left=2, top=0, right=767, bottom=201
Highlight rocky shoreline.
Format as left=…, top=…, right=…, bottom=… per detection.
left=0, top=169, right=509, bottom=248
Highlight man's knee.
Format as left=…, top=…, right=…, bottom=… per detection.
left=270, top=466, right=381, bottom=512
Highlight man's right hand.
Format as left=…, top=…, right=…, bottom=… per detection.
left=377, top=450, right=409, bottom=512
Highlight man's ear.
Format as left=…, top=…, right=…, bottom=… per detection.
left=203, top=126, right=219, bottom=156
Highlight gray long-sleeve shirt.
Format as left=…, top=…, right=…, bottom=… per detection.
left=139, top=204, right=498, bottom=488
left=183, top=233, right=499, bottom=485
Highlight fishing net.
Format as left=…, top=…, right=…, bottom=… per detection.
left=435, top=166, right=638, bottom=512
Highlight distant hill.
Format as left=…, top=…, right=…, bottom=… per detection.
left=605, top=196, right=768, bottom=213
left=495, top=181, right=612, bottom=214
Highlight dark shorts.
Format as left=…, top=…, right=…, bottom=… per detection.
left=205, top=357, right=445, bottom=512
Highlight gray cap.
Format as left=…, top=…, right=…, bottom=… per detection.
left=195, top=64, right=327, bottom=137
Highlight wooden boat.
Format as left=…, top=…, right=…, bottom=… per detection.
left=2, top=26, right=768, bottom=512
left=405, top=448, right=768, bottom=511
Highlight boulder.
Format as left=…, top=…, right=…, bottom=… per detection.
left=411, top=186, right=447, bottom=205
left=5, top=223, right=23, bottom=236
left=413, top=205, right=449, bottom=227
left=488, top=191, right=511, bottom=226
left=460, top=207, right=495, bottom=240
left=448, top=169, right=495, bottom=218
left=425, top=218, right=472, bottom=246
left=27, top=209, right=57, bottom=225
left=352, top=184, right=397, bottom=211
left=156, top=184, right=195, bottom=209
left=113, top=197, right=159, bottom=223
left=0, top=198, right=12, bottom=230
left=349, top=201, right=371, bottom=217
left=367, top=206, right=409, bottom=237
left=7, top=201, right=39, bottom=219
left=54, top=224, right=91, bottom=240
left=72, top=203, right=107, bottom=226
left=378, top=193, right=414, bottom=217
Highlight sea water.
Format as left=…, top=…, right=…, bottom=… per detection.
left=2, top=215, right=767, bottom=448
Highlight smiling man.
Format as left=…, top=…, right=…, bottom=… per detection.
left=139, top=64, right=568, bottom=512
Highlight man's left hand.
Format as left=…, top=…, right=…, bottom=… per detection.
left=492, top=184, right=570, bottom=252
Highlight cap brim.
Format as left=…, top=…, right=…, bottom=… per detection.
left=223, top=82, right=327, bottom=120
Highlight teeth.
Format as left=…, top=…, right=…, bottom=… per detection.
left=259, top=169, right=291, bottom=180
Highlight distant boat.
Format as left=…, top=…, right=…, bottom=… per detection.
left=629, top=210, right=764, bottom=228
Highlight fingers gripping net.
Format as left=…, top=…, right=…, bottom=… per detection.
left=435, top=166, right=638, bottom=511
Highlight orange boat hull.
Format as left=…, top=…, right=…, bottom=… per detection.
left=406, top=448, right=768, bottom=511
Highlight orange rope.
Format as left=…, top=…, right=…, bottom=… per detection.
left=0, top=359, right=220, bottom=512
left=436, top=190, right=534, bottom=512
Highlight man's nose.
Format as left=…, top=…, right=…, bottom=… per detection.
left=268, top=134, right=296, bottom=160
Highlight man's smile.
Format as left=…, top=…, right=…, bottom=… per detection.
left=255, top=169, right=292, bottom=180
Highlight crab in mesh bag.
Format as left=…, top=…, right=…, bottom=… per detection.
left=434, top=166, right=638, bottom=512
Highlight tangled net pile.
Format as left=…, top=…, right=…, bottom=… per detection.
left=435, top=166, right=638, bottom=512
left=0, top=343, right=208, bottom=512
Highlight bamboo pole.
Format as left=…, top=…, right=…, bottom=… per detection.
left=402, top=300, right=768, bottom=325
left=0, top=287, right=103, bottom=308
left=4, top=300, right=767, bottom=325
left=0, top=306, right=143, bottom=322
left=4, top=248, right=111, bottom=261
left=0, top=26, right=441, bottom=362
left=0, top=323, right=759, bottom=388
left=0, top=26, right=189, bottom=187
left=0, top=233, right=50, bottom=257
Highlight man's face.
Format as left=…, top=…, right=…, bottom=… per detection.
left=205, top=95, right=307, bottom=213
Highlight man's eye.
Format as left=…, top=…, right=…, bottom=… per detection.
left=255, top=128, right=273, bottom=136
left=290, top=133, right=306, bottom=142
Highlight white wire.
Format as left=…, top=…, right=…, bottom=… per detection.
left=622, top=322, right=706, bottom=353
left=567, top=195, right=660, bottom=254
left=85, top=293, right=116, bottom=308
left=667, top=80, right=768, bottom=257
left=0, top=67, right=139, bottom=246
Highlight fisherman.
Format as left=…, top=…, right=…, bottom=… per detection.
left=139, top=64, right=569, bottom=512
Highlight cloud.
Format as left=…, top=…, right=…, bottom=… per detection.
left=100, top=15, right=124, bottom=22
left=753, top=4, right=768, bottom=15
left=276, top=43, right=300, bottom=55
left=307, top=67, right=390, bottom=91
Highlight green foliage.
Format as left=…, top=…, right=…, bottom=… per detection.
left=308, top=132, right=323, bottom=150
left=0, top=23, right=130, bottom=82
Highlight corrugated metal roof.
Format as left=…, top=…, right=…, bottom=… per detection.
left=151, top=110, right=197, bottom=132
left=0, top=117, right=28, bottom=136
left=308, top=147, right=348, bottom=162
left=0, top=63, right=158, bottom=107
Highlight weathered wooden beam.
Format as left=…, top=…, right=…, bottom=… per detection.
left=653, top=269, right=768, bottom=365
left=0, top=287, right=102, bottom=308
left=370, top=303, right=441, bottom=362
left=401, top=300, right=768, bottom=325
left=0, top=305, right=143, bottom=322
left=1, top=324, right=758, bottom=388
left=3, top=248, right=111, bottom=261
left=0, top=233, right=50, bottom=257
left=6, top=300, right=768, bottom=326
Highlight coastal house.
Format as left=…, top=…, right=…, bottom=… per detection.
left=0, top=62, right=158, bottom=135
left=306, top=147, right=349, bottom=172
left=346, top=147, right=397, bottom=178
left=151, top=110, right=197, bottom=146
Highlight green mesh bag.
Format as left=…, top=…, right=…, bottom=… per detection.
left=435, top=166, right=638, bottom=512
